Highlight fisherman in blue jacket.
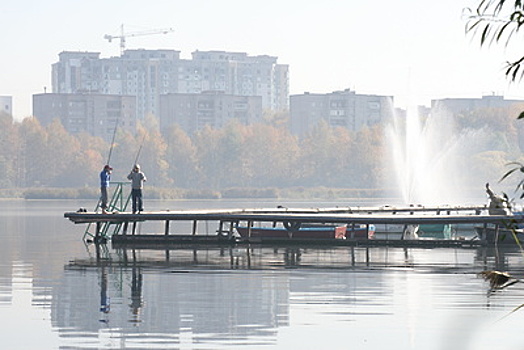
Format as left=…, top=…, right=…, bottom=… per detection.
left=100, top=165, right=112, bottom=214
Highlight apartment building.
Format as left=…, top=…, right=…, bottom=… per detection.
left=52, top=49, right=288, bottom=121
left=290, top=89, right=393, bottom=136
left=32, top=93, right=136, bottom=142
left=159, top=91, right=262, bottom=133
left=431, top=95, right=524, bottom=115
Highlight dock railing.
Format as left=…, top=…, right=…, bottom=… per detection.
left=83, top=181, right=131, bottom=242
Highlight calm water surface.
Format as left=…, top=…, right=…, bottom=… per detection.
left=2, top=199, right=524, bottom=349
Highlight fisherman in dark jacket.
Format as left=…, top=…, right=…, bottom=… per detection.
left=127, top=164, right=147, bottom=214
left=99, top=165, right=112, bottom=214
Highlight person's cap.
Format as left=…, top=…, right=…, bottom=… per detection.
left=104, top=165, right=113, bottom=170
left=134, top=164, right=140, bottom=170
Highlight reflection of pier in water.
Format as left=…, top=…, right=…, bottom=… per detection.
left=72, top=244, right=524, bottom=272
left=55, top=245, right=524, bottom=347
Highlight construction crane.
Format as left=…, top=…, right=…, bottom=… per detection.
left=104, top=24, right=175, bottom=55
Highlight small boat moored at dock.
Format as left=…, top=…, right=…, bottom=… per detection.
left=235, top=223, right=375, bottom=240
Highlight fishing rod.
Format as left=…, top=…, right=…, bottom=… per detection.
left=106, top=116, right=120, bottom=165
left=133, top=133, right=147, bottom=166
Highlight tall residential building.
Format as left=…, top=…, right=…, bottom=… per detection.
left=33, top=93, right=136, bottom=142
left=290, top=89, right=393, bottom=136
left=159, top=91, right=262, bottom=133
left=0, top=96, right=12, bottom=116
left=52, top=49, right=289, bottom=120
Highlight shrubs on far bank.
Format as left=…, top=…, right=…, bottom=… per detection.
left=0, top=188, right=25, bottom=199
left=222, top=187, right=280, bottom=199
left=17, top=186, right=386, bottom=200
left=23, top=187, right=99, bottom=200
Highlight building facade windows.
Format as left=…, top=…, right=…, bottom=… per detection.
left=52, top=49, right=289, bottom=120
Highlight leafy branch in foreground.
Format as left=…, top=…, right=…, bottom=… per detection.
left=480, top=270, right=524, bottom=321
left=465, top=0, right=524, bottom=81
left=500, top=161, right=524, bottom=198
left=479, top=270, right=519, bottom=289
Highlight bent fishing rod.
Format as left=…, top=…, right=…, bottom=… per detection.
left=106, top=116, right=120, bottom=165
left=133, top=133, right=147, bottom=166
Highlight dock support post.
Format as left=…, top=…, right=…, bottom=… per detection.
left=480, top=223, right=487, bottom=241
left=96, top=222, right=102, bottom=240
left=123, top=221, right=129, bottom=235
left=165, top=220, right=170, bottom=235
left=132, top=221, right=137, bottom=235
left=218, top=221, right=224, bottom=236
left=229, top=221, right=234, bottom=239
left=192, top=220, right=197, bottom=236
left=248, top=221, right=253, bottom=238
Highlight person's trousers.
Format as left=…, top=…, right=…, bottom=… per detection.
left=100, top=187, right=108, bottom=209
left=131, top=188, right=143, bottom=213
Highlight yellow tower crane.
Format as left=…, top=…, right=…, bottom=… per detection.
left=104, top=24, right=175, bottom=55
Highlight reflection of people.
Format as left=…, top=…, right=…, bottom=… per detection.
left=100, top=266, right=110, bottom=314
left=130, top=267, right=143, bottom=316
left=486, top=183, right=511, bottom=215
left=99, top=165, right=112, bottom=214
left=127, top=164, right=147, bottom=214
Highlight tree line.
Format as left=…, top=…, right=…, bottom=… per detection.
left=0, top=107, right=522, bottom=197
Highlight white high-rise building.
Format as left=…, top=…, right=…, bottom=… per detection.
left=52, top=49, right=289, bottom=120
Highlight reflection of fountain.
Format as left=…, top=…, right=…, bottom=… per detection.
left=386, top=103, right=487, bottom=205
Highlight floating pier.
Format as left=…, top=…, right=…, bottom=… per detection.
left=64, top=204, right=524, bottom=247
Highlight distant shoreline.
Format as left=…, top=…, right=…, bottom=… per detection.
left=0, top=187, right=387, bottom=201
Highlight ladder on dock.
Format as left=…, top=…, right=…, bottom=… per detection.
left=83, top=182, right=131, bottom=242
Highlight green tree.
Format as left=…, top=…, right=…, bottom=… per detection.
left=0, top=113, right=20, bottom=187
left=164, top=124, right=198, bottom=188
left=71, top=132, right=106, bottom=187
left=262, top=110, right=290, bottom=129
left=329, top=127, right=357, bottom=187
left=242, top=123, right=300, bottom=187
left=110, top=129, right=141, bottom=182
left=193, top=125, right=222, bottom=189
left=135, top=116, right=170, bottom=187
left=217, top=121, right=250, bottom=188
left=45, top=119, right=82, bottom=187
left=298, top=120, right=341, bottom=187
left=351, top=125, right=384, bottom=188
left=19, top=117, right=48, bottom=187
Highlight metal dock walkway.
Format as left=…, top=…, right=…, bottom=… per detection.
left=64, top=205, right=524, bottom=247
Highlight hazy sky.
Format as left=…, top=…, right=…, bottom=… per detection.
left=1, top=0, right=522, bottom=120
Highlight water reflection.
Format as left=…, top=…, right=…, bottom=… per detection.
left=47, top=244, right=524, bottom=349
left=4, top=201, right=524, bottom=349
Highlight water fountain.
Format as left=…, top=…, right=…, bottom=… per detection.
left=385, top=101, right=489, bottom=206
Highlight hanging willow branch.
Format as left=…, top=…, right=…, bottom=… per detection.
left=465, top=0, right=524, bottom=81
left=500, top=162, right=524, bottom=198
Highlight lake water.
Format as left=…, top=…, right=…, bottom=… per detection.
left=2, top=199, right=524, bottom=349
